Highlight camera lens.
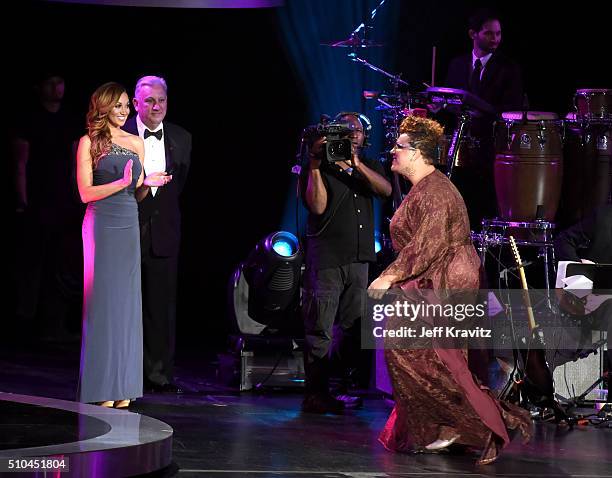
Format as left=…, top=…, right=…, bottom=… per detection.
left=329, top=141, right=347, bottom=156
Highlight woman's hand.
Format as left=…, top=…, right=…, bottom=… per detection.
left=143, top=172, right=173, bottom=187
left=119, top=159, right=133, bottom=188
left=368, top=276, right=394, bottom=300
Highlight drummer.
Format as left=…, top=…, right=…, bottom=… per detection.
left=444, top=8, right=525, bottom=229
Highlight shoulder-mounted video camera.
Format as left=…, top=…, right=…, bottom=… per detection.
left=317, top=121, right=354, bottom=163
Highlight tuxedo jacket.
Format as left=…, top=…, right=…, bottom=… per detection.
left=123, top=116, right=192, bottom=257
left=445, top=51, right=524, bottom=114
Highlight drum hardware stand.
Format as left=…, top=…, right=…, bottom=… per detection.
left=471, top=230, right=503, bottom=266
left=446, top=111, right=471, bottom=180
left=476, top=219, right=557, bottom=294
left=329, top=0, right=415, bottom=215
left=349, top=54, right=411, bottom=90
left=351, top=57, right=427, bottom=212
left=536, top=230, right=555, bottom=295
left=563, top=362, right=609, bottom=409
left=495, top=260, right=575, bottom=425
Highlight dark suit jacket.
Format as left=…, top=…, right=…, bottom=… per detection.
left=445, top=51, right=524, bottom=114
left=123, top=116, right=192, bottom=257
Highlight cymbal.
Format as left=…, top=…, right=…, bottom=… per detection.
left=321, top=36, right=384, bottom=48
left=375, top=104, right=403, bottom=111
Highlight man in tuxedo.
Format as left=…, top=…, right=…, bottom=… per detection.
left=124, top=76, right=192, bottom=393
left=444, top=8, right=524, bottom=229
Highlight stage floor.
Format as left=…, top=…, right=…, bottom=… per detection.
left=1, top=340, right=611, bottom=477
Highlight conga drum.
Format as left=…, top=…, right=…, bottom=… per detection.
left=494, top=112, right=563, bottom=221
left=574, top=88, right=612, bottom=120
left=558, top=117, right=611, bottom=227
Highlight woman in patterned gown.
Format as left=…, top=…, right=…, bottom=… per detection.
left=369, top=116, right=532, bottom=465
left=76, top=82, right=171, bottom=408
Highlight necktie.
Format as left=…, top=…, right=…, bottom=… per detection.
left=144, top=129, right=163, bottom=140
left=470, top=59, right=483, bottom=95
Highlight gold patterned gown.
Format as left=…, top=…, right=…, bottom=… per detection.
left=378, top=170, right=531, bottom=460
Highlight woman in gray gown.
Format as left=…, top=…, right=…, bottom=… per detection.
left=76, top=82, right=171, bottom=408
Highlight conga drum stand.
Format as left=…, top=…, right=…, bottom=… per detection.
left=446, top=111, right=471, bottom=180
left=473, top=218, right=556, bottom=292
left=425, top=87, right=494, bottom=180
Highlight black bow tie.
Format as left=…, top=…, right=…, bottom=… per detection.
left=144, top=129, right=163, bottom=140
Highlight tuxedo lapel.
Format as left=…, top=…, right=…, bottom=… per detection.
left=164, top=126, right=176, bottom=175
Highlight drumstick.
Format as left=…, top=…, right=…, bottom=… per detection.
left=431, top=46, right=436, bottom=87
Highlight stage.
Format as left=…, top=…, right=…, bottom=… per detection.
left=1, top=340, right=610, bottom=477
left=0, top=393, right=172, bottom=477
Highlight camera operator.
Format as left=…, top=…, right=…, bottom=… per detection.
left=300, top=112, right=391, bottom=414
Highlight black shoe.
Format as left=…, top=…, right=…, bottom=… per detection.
left=146, top=382, right=184, bottom=394
left=334, top=393, right=363, bottom=409
left=301, top=394, right=344, bottom=414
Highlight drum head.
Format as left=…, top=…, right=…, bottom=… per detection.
left=501, top=111, right=559, bottom=121
left=576, top=88, right=612, bottom=95
left=426, top=86, right=468, bottom=95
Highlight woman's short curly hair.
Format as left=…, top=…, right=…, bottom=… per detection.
left=399, top=116, right=444, bottom=165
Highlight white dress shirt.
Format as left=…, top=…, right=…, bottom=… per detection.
left=136, top=115, right=166, bottom=197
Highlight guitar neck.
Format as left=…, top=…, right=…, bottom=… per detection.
left=518, top=265, right=537, bottom=331
left=510, top=236, right=538, bottom=332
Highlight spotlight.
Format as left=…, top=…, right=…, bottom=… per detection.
left=228, top=231, right=303, bottom=336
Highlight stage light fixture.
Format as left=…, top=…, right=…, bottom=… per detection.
left=228, top=231, right=303, bottom=336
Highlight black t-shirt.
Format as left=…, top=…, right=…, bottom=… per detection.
left=14, top=105, right=82, bottom=222
left=300, top=157, right=387, bottom=270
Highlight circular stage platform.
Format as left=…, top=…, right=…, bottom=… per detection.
left=0, top=392, right=172, bottom=477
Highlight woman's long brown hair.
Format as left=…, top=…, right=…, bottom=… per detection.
left=86, top=82, right=127, bottom=168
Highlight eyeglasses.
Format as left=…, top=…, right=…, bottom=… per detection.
left=393, top=143, right=418, bottom=151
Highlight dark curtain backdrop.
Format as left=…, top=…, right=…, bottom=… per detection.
left=5, top=0, right=612, bottom=351
left=276, top=0, right=399, bottom=242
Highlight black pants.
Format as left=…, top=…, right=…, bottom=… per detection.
left=301, top=262, right=368, bottom=395
left=14, top=214, right=82, bottom=337
left=140, top=224, right=178, bottom=386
